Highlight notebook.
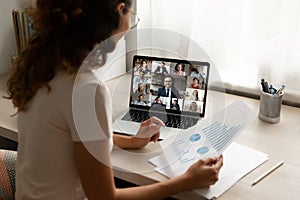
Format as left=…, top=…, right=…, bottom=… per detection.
left=112, top=55, right=210, bottom=139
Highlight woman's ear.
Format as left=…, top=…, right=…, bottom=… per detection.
left=116, top=2, right=126, bottom=15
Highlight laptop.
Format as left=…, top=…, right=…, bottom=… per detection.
left=112, top=55, right=210, bottom=139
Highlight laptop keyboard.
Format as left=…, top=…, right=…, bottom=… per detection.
left=121, top=109, right=199, bottom=129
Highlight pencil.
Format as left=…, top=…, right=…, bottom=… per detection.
left=251, top=160, right=284, bottom=186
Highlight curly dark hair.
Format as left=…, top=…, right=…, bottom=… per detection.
left=6, top=0, right=132, bottom=112
left=175, top=63, right=184, bottom=72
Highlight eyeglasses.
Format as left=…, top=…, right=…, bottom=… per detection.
left=130, top=10, right=140, bottom=29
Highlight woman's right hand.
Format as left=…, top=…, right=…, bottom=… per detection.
left=183, top=155, right=223, bottom=189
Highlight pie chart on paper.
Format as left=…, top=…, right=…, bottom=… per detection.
left=189, top=133, right=201, bottom=142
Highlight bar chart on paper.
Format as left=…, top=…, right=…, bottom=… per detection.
left=202, top=121, right=245, bottom=153
left=149, top=100, right=255, bottom=173
left=150, top=101, right=256, bottom=171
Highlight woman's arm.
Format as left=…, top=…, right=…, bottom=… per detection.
left=113, top=134, right=150, bottom=149
left=75, top=141, right=116, bottom=200
left=116, top=156, right=222, bottom=200
left=113, top=117, right=164, bottom=149
left=75, top=141, right=223, bottom=200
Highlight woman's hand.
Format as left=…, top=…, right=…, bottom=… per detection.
left=183, top=155, right=223, bottom=189
left=132, top=117, right=165, bottom=148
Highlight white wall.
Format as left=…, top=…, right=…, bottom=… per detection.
left=0, top=0, right=33, bottom=75
left=0, top=0, right=126, bottom=80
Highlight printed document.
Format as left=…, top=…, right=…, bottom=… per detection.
left=149, top=101, right=269, bottom=199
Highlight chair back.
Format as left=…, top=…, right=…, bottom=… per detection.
left=0, top=150, right=17, bottom=200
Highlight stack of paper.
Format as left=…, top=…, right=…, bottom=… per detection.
left=149, top=101, right=269, bottom=199
left=195, top=142, right=268, bottom=199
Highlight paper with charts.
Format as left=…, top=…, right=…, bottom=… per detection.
left=149, top=100, right=256, bottom=178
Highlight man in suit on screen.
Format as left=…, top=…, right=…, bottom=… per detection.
left=157, top=75, right=180, bottom=99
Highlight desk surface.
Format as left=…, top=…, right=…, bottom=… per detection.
left=0, top=74, right=18, bottom=141
left=1, top=73, right=300, bottom=200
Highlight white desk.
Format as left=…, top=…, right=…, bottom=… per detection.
left=0, top=74, right=18, bottom=142
left=1, top=73, right=300, bottom=200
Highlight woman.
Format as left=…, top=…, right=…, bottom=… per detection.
left=190, top=77, right=201, bottom=89
left=140, top=59, right=151, bottom=74
left=189, top=65, right=199, bottom=76
left=6, top=0, right=222, bottom=199
left=135, top=83, right=145, bottom=94
left=134, top=59, right=148, bottom=74
left=189, top=90, right=200, bottom=101
left=189, top=101, right=198, bottom=112
left=173, top=63, right=185, bottom=76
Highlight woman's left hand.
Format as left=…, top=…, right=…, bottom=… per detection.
left=133, top=117, right=165, bottom=148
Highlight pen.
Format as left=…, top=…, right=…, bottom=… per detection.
left=264, top=81, right=270, bottom=93
left=261, top=79, right=267, bottom=93
left=276, top=84, right=285, bottom=95
left=269, top=84, right=278, bottom=95
left=251, top=160, right=284, bottom=186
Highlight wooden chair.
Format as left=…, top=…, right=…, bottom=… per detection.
left=0, top=150, right=17, bottom=200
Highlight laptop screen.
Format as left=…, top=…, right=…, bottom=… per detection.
left=129, top=55, right=210, bottom=117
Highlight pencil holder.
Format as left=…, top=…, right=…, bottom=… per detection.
left=258, top=89, right=284, bottom=124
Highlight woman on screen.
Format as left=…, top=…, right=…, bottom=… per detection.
left=189, top=101, right=198, bottom=112
left=190, top=77, right=201, bottom=89
left=173, top=63, right=185, bottom=76
left=189, top=90, right=200, bottom=101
